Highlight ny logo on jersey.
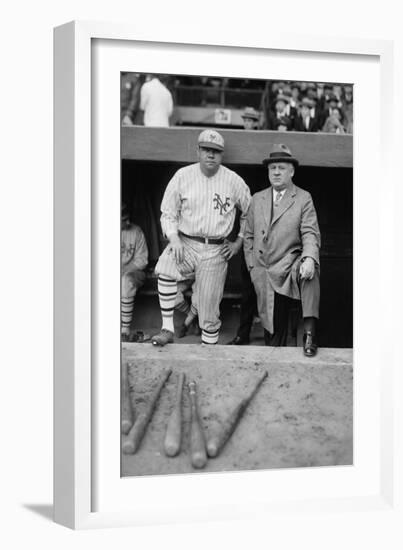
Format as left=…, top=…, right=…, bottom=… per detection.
left=213, top=193, right=231, bottom=215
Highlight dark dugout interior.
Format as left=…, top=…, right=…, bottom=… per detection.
left=122, top=159, right=353, bottom=348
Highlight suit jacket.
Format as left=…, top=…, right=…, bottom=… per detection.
left=267, top=106, right=297, bottom=130
left=293, top=114, right=319, bottom=132
left=243, top=183, right=320, bottom=333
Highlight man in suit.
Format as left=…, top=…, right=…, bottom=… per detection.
left=244, top=144, right=321, bottom=356
left=293, top=98, right=320, bottom=132
left=268, top=94, right=296, bottom=130
left=319, top=93, right=345, bottom=129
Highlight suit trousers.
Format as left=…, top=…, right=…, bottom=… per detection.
left=264, top=269, right=320, bottom=346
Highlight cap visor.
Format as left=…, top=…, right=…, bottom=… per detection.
left=198, top=142, right=224, bottom=151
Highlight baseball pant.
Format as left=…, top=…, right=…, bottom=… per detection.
left=155, top=236, right=227, bottom=334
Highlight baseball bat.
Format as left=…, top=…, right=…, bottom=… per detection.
left=122, top=368, right=172, bottom=454
left=121, top=361, right=133, bottom=434
left=188, top=380, right=207, bottom=469
left=207, top=370, right=268, bottom=458
left=164, top=372, right=185, bottom=457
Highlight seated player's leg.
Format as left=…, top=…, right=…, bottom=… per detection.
left=121, top=270, right=146, bottom=340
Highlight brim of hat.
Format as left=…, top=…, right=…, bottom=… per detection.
left=241, top=114, right=259, bottom=120
left=263, top=157, right=299, bottom=167
left=198, top=142, right=224, bottom=151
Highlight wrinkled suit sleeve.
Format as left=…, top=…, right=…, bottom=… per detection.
left=243, top=195, right=255, bottom=270
left=300, top=193, right=321, bottom=264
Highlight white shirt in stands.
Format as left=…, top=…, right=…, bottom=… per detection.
left=140, top=78, right=173, bottom=127
left=160, top=163, right=251, bottom=240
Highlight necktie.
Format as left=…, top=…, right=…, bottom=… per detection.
left=274, top=191, right=283, bottom=207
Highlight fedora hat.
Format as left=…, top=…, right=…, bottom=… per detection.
left=301, top=97, right=314, bottom=108
left=275, top=93, right=290, bottom=104
left=241, top=106, right=260, bottom=121
left=262, top=144, right=299, bottom=167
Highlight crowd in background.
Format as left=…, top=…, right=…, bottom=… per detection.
left=264, top=80, right=353, bottom=134
left=121, top=73, right=353, bottom=134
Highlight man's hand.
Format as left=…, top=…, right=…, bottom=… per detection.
left=221, top=238, right=242, bottom=261
left=299, top=257, right=315, bottom=280
left=168, top=234, right=185, bottom=263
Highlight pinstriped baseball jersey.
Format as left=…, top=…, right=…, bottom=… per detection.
left=161, top=163, right=251, bottom=239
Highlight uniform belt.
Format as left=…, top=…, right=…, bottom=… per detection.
left=179, top=231, right=224, bottom=245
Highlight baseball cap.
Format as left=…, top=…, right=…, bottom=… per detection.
left=198, top=129, right=225, bottom=151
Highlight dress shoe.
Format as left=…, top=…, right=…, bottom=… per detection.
left=226, top=335, right=250, bottom=345
left=303, top=331, right=317, bottom=357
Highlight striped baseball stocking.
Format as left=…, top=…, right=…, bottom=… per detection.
left=201, top=328, right=219, bottom=345
left=175, top=298, right=190, bottom=315
left=158, top=276, right=177, bottom=333
left=121, top=297, right=135, bottom=335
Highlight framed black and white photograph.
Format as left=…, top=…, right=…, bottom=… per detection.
left=54, top=21, right=394, bottom=529
left=119, top=70, right=353, bottom=480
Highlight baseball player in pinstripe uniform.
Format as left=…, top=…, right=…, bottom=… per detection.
left=151, top=129, right=251, bottom=346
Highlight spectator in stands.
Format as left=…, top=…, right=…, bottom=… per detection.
left=121, top=204, right=149, bottom=342
left=316, top=83, right=325, bottom=102
left=319, top=93, right=345, bottom=129
left=294, top=98, right=320, bottom=132
left=318, top=84, right=333, bottom=112
left=321, top=108, right=346, bottom=134
left=333, top=84, right=343, bottom=105
left=341, top=85, right=353, bottom=133
left=268, top=94, right=296, bottom=130
left=290, top=84, right=301, bottom=109
left=121, top=72, right=142, bottom=126
left=139, top=74, right=174, bottom=127
left=275, top=116, right=292, bottom=132
left=241, top=106, right=261, bottom=130
left=271, top=81, right=286, bottom=96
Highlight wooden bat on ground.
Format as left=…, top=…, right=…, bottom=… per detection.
left=121, top=361, right=133, bottom=435
left=122, top=368, right=172, bottom=455
left=188, top=380, right=208, bottom=469
left=164, top=372, right=185, bottom=457
left=207, top=370, right=268, bottom=458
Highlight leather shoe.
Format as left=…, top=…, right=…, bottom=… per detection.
left=303, top=331, right=317, bottom=357
left=226, top=335, right=250, bottom=345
